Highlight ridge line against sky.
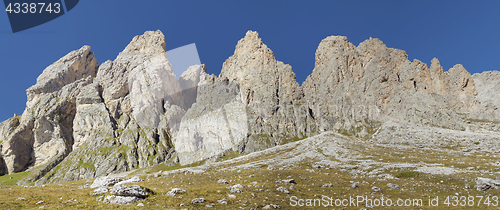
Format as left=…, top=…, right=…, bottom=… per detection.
left=0, top=1, right=499, bottom=121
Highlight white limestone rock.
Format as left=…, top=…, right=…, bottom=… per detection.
left=103, top=195, right=143, bottom=205
left=475, top=177, right=500, bottom=191
left=179, top=64, right=206, bottom=110
left=1, top=44, right=97, bottom=174
left=473, top=71, right=500, bottom=108
left=471, top=71, right=500, bottom=121
left=219, top=31, right=314, bottom=145
left=92, top=187, right=109, bottom=195
left=166, top=188, right=186, bottom=197
left=26, top=46, right=98, bottom=102
left=174, top=74, right=248, bottom=165
left=97, top=30, right=167, bottom=105
left=110, top=185, right=148, bottom=198
left=179, top=64, right=205, bottom=91
left=90, top=176, right=123, bottom=188
left=174, top=31, right=313, bottom=165
left=115, top=176, right=143, bottom=186
left=72, top=83, right=115, bottom=150
left=302, top=36, right=479, bottom=133
left=128, top=52, right=182, bottom=128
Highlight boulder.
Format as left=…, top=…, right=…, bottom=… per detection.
left=103, top=195, right=143, bottom=205
left=92, top=187, right=109, bottom=195
left=387, top=183, right=400, bottom=190
left=115, top=176, right=143, bottom=186
left=90, top=176, right=123, bottom=188
left=191, top=198, right=206, bottom=204
left=276, top=186, right=289, bottom=194
left=110, top=185, right=148, bottom=198
left=166, top=188, right=186, bottom=196
left=475, top=177, right=500, bottom=191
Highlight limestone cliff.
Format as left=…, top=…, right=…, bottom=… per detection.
left=35, top=30, right=177, bottom=184
left=0, top=31, right=178, bottom=184
left=302, top=36, right=480, bottom=135
left=174, top=31, right=315, bottom=164
left=0, top=30, right=498, bottom=184
left=220, top=31, right=315, bottom=143
left=1, top=45, right=97, bottom=177
left=471, top=71, right=500, bottom=122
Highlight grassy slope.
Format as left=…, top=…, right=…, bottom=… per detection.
left=1, top=128, right=500, bottom=209
left=1, top=166, right=499, bottom=209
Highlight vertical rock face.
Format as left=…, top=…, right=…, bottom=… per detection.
left=72, top=83, right=115, bottom=151
left=175, top=73, right=248, bottom=164
left=37, top=30, right=176, bottom=184
left=0, top=116, right=20, bottom=175
left=97, top=30, right=168, bottom=113
left=179, top=64, right=205, bottom=110
left=1, top=45, right=97, bottom=175
left=174, top=31, right=314, bottom=164
left=179, top=64, right=205, bottom=91
left=128, top=53, right=181, bottom=128
left=472, top=71, right=500, bottom=121
left=473, top=71, right=500, bottom=108
left=26, top=46, right=98, bottom=102
left=302, top=36, right=479, bottom=134
left=0, top=30, right=179, bottom=184
left=220, top=31, right=314, bottom=143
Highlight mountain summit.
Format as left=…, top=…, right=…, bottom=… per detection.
left=0, top=30, right=498, bottom=185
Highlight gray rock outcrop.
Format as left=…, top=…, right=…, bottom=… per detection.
left=276, top=186, right=290, bottom=194
left=0, top=31, right=179, bottom=184
left=0, top=116, right=21, bottom=175
left=191, top=198, right=206, bottom=204
left=92, top=187, right=109, bottom=195
left=387, top=183, right=400, bottom=190
left=166, top=188, right=186, bottom=197
left=110, top=185, right=148, bottom=198
left=89, top=176, right=148, bottom=204
left=174, top=31, right=314, bottom=164
left=302, top=36, right=480, bottom=134
left=30, top=30, right=175, bottom=184
left=115, top=176, right=143, bottom=186
left=1, top=45, right=97, bottom=177
left=475, top=177, right=500, bottom=191
left=90, top=176, right=123, bottom=188
left=219, top=31, right=315, bottom=144
left=471, top=71, right=500, bottom=121
left=103, top=195, right=143, bottom=205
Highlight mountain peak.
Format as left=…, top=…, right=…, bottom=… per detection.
left=122, top=30, right=166, bottom=54
left=232, top=30, right=272, bottom=57
left=26, top=45, right=98, bottom=102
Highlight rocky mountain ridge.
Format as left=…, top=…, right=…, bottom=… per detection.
left=303, top=36, right=481, bottom=135
left=0, top=30, right=498, bottom=185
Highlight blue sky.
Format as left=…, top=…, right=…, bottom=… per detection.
left=0, top=1, right=499, bottom=121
